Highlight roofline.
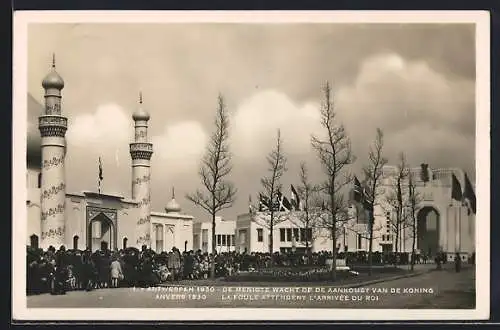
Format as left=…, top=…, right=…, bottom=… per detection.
left=151, top=211, right=193, bottom=220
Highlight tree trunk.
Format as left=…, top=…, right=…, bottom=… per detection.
left=305, top=212, right=309, bottom=251
left=411, top=215, right=416, bottom=271
left=368, top=209, right=374, bottom=276
left=305, top=227, right=309, bottom=250
left=269, top=211, right=274, bottom=266
left=395, top=222, right=399, bottom=254
left=211, top=212, right=216, bottom=279
left=331, top=227, right=337, bottom=281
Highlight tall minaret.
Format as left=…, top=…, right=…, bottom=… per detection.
left=39, top=54, right=67, bottom=249
left=130, top=92, right=153, bottom=247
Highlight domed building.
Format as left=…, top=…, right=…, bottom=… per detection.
left=26, top=58, right=194, bottom=252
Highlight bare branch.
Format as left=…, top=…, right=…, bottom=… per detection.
left=185, top=94, right=237, bottom=278
left=311, top=81, right=355, bottom=280
left=259, top=129, right=288, bottom=258
left=362, top=128, right=388, bottom=275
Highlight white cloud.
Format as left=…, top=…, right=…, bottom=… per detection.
left=66, top=103, right=133, bottom=149
left=231, top=90, right=321, bottom=160
left=66, top=103, right=209, bottom=187
left=151, top=121, right=208, bottom=173
left=331, top=52, right=475, bottom=175
left=337, top=52, right=474, bottom=137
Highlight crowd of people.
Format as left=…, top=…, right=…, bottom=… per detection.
left=26, top=244, right=445, bottom=296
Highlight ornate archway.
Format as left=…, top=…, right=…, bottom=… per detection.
left=417, top=206, right=440, bottom=257
left=86, top=206, right=117, bottom=251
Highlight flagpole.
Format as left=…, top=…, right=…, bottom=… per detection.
left=98, top=156, right=103, bottom=195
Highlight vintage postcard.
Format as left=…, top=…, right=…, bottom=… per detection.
left=12, top=10, right=490, bottom=321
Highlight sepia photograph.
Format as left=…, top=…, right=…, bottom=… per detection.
left=12, top=11, right=489, bottom=321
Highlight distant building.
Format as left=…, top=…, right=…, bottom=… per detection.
left=26, top=58, right=194, bottom=252
left=236, top=212, right=325, bottom=254
left=192, top=216, right=236, bottom=253
left=235, top=164, right=475, bottom=261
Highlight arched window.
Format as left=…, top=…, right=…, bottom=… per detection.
left=123, top=237, right=128, bottom=249
left=30, top=234, right=39, bottom=249
left=37, top=173, right=42, bottom=188
left=73, top=235, right=79, bottom=250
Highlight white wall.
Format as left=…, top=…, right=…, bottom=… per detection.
left=151, top=213, right=194, bottom=253
left=192, top=216, right=236, bottom=253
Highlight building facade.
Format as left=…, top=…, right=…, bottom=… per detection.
left=26, top=59, right=194, bottom=252
left=192, top=216, right=236, bottom=254
left=235, top=165, right=476, bottom=261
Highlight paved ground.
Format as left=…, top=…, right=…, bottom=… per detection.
left=27, top=264, right=475, bottom=309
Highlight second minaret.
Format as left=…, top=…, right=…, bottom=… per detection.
left=130, top=93, right=153, bottom=247
left=39, top=55, right=67, bottom=249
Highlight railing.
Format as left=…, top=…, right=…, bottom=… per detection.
left=38, top=115, right=68, bottom=127
left=130, top=142, right=153, bottom=152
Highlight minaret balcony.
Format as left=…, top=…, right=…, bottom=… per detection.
left=129, top=142, right=153, bottom=160
left=38, top=115, right=68, bottom=137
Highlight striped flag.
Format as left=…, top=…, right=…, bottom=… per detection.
left=277, top=191, right=291, bottom=212
left=290, top=184, right=300, bottom=211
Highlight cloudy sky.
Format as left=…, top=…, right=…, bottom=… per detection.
left=26, top=23, right=476, bottom=222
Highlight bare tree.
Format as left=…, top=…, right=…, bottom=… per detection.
left=311, top=82, right=355, bottom=281
left=363, top=128, right=388, bottom=276
left=186, top=94, right=237, bottom=279
left=407, top=170, right=421, bottom=271
left=259, top=129, right=288, bottom=260
left=290, top=162, right=322, bottom=252
left=383, top=152, right=409, bottom=256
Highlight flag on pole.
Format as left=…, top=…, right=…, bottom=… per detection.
left=259, top=193, right=270, bottom=212
left=353, top=176, right=372, bottom=213
left=451, top=173, right=462, bottom=201
left=277, top=190, right=291, bottom=212
left=353, top=176, right=364, bottom=203
left=98, top=157, right=103, bottom=194
left=290, top=184, right=300, bottom=211
left=463, top=173, right=476, bottom=214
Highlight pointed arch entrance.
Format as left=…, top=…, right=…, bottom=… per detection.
left=417, top=206, right=440, bottom=257
left=86, top=206, right=118, bottom=252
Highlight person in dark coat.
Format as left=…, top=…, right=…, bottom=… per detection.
left=72, top=250, right=83, bottom=290
left=138, top=249, right=155, bottom=287
left=183, top=251, right=194, bottom=279
left=51, top=246, right=68, bottom=295
left=98, top=249, right=110, bottom=288
left=81, top=248, right=97, bottom=291
left=168, top=248, right=181, bottom=281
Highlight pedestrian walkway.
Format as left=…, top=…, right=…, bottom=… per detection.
left=27, top=263, right=475, bottom=309
left=345, top=262, right=474, bottom=289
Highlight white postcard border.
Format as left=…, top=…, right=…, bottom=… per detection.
left=12, top=10, right=490, bottom=321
